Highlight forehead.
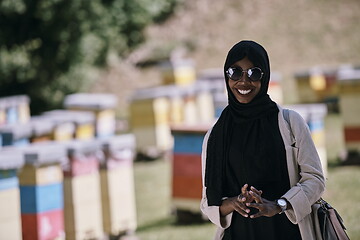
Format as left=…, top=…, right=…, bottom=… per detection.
left=230, top=57, right=254, bottom=69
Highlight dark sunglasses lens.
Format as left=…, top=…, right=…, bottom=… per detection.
left=228, top=68, right=243, bottom=80
left=248, top=68, right=262, bottom=81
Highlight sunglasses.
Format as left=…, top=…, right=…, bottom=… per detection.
left=226, top=67, right=264, bottom=82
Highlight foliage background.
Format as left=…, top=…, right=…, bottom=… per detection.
left=0, top=0, right=178, bottom=114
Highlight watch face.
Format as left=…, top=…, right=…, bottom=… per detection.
left=277, top=199, right=287, bottom=207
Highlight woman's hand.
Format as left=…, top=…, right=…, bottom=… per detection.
left=245, top=190, right=281, bottom=218
left=219, top=184, right=262, bottom=218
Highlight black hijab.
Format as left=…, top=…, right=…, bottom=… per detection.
left=205, top=40, right=280, bottom=206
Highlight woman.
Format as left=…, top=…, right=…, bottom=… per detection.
left=200, top=40, right=325, bottom=240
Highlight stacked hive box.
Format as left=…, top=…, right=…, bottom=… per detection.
left=64, top=93, right=118, bottom=139
left=171, top=124, right=211, bottom=220
left=168, top=88, right=185, bottom=125
left=294, top=68, right=338, bottom=104
left=63, top=140, right=103, bottom=240
left=19, top=143, right=67, bottom=240
left=0, top=147, right=24, bottom=240
left=43, top=110, right=96, bottom=140
left=181, top=87, right=198, bottom=125
left=285, top=104, right=328, bottom=177
left=337, top=67, right=360, bottom=155
left=0, top=95, right=31, bottom=125
left=39, top=114, right=76, bottom=142
left=0, top=122, right=32, bottom=146
left=130, top=87, right=172, bottom=153
left=99, top=134, right=137, bottom=237
left=130, top=84, right=216, bottom=154
left=29, top=116, right=56, bottom=143
left=160, top=59, right=196, bottom=86
left=268, top=72, right=283, bottom=104
left=193, top=82, right=215, bottom=124
left=213, top=92, right=227, bottom=118
left=197, top=68, right=227, bottom=119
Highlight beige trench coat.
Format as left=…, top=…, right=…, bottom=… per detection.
left=200, top=105, right=325, bottom=240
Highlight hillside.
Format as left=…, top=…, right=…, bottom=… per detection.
left=90, top=0, right=360, bottom=116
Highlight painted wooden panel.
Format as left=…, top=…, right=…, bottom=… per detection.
left=19, top=164, right=63, bottom=186
left=172, top=154, right=201, bottom=177
left=172, top=175, right=202, bottom=200
left=20, top=183, right=63, bottom=214
left=21, top=209, right=64, bottom=240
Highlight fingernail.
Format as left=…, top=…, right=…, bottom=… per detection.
left=249, top=191, right=253, bottom=194
left=244, top=214, right=248, bottom=218
left=246, top=209, right=250, bottom=213
left=242, top=197, right=246, bottom=201
left=250, top=215, right=254, bottom=218
left=246, top=203, right=250, bottom=206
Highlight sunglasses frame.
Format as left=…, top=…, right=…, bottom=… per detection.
left=226, top=67, right=264, bottom=82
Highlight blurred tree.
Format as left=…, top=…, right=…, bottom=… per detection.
left=0, top=0, right=179, bottom=114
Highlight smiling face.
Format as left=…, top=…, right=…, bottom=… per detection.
left=227, top=57, right=261, bottom=104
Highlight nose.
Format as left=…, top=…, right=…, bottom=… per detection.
left=238, top=72, right=250, bottom=83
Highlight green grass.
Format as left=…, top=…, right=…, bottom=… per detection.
left=133, top=159, right=216, bottom=240
left=323, top=165, right=360, bottom=239
left=133, top=159, right=360, bottom=240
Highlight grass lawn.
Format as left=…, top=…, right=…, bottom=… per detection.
left=133, top=159, right=360, bottom=240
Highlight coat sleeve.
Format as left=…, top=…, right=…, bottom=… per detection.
left=281, top=110, right=325, bottom=224
left=200, top=129, right=233, bottom=229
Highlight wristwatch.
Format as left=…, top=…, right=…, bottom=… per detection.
left=276, top=198, right=287, bottom=214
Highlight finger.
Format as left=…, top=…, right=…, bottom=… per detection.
left=241, top=184, right=249, bottom=195
left=246, top=202, right=261, bottom=209
left=233, top=204, right=250, bottom=217
left=250, top=212, right=263, bottom=219
left=250, top=186, right=262, bottom=196
left=249, top=191, right=263, bottom=203
left=237, top=194, right=246, bottom=202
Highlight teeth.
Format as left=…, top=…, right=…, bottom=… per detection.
left=238, top=89, right=251, bottom=95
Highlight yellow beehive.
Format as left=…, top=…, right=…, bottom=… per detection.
left=64, top=93, right=117, bottom=138
left=64, top=173, right=103, bottom=240
left=169, top=96, right=185, bottom=124
left=64, top=200, right=103, bottom=240
left=99, top=134, right=137, bottom=236
left=182, top=95, right=198, bottom=125
left=194, top=83, right=215, bottom=124
left=294, top=68, right=338, bottom=104
left=160, top=59, right=196, bottom=86
left=100, top=167, right=137, bottom=235
left=43, top=110, right=96, bottom=141
left=130, top=89, right=172, bottom=151
left=338, top=67, right=360, bottom=152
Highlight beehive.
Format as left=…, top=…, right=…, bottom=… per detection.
left=43, top=110, right=96, bottom=140
left=0, top=147, right=24, bottom=240
left=99, top=134, right=137, bottom=237
left=19, top=143, right=67, bottom=240
left=337, top=67, right=360, bottom=154
left=64, top=93, right=118, bottom=139
left=160, top=59, right=196, bottom=86
left=0, top=122, right=32, bottom=146
left=130, top=87, right=172, bottom=153
left=171, top=124, right=211, bottom=217
left=285, top=104, right=328, bottom=177
left=63, top=140, right=103, bottom=240
left=294, top=68, right=338, bottom=104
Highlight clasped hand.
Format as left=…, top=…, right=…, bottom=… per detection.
left=220, top=184, right=281, bottom=219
